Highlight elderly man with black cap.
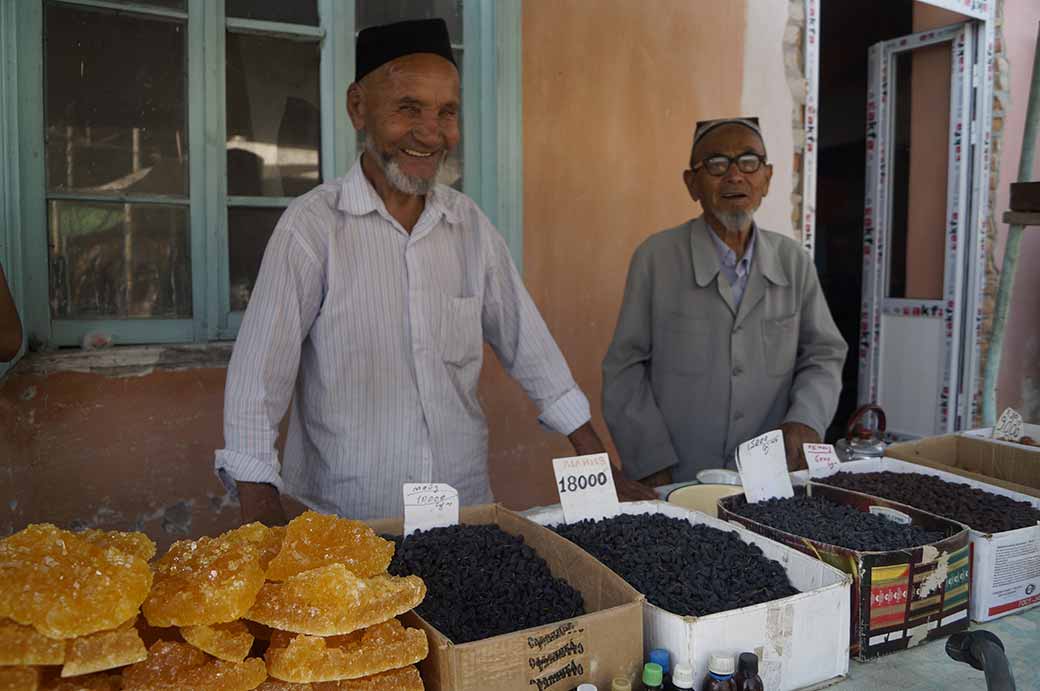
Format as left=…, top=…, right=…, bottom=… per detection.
left=603, top=118, right=847, bottom=487
left=217, top=19, right=655, bottom=525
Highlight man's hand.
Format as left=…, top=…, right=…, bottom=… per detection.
left=780, top=421, right=820, bottom=471
left=237, top=481, right=288, bottom=526
left=566, top=423, right=657, bottom=501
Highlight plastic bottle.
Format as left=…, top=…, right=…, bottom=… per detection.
left=671, top=663, right=695, bottom=690
left=610, top=677, right=632, bottom=691
left=649, top=649, right=672, bottom=690
left=733, top=653, right=763, bottom=690
left=701, top=654, right=736, bottom=691
left=642, top=662, right=664, bottom=690
left=576, top=685, right=598, bottom=691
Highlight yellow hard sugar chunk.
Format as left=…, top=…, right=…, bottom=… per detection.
left=0, top=666, right=40, bottom=691
left=245, top=564, right=425, bottom=636
left=39, top=672, right=122, bottom=691
left=254, top=665, right=424, bottom=690
left=181, top=620, right=254, bottom=662
left=77, top=530, right=156, bottom=563
left=265, top=512, right=393, bottom=581
left=121, top=641, right=266, bottom=691
left=62, top=622, right=147, bottom=677
left=223, top=524, right=284, bottom=571
left=142, top=533, right=265, bottom=627
left=266, top=619, right=427, bottom=683
left=0, top=619, right=65, bottom=666
left=0, top=524, right=153, bottom=639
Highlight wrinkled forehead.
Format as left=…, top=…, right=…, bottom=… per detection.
left=371, top=53, right=460, bottom=98
left=693, top=123, right=767, bottom=160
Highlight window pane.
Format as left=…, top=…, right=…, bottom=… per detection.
left=105, top=0, right=186, bottom=10
left=887, top=44, right=951, bottom=300
left=226, top=33, right=321, bottom=197
left=357, top=0, right=463, bottom=41
left=48, top=201, right=191, bottom=319
left=45, top=3, right=187, bottom=196
left=228, top=207, right=282, bottom=311
left=226, top=0, right=318, bottom=26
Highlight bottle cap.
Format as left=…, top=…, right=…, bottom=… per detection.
left=649, top=648, right=671, bottom=673
left=671, top=663, right=695, bottom=689
left=610, top=677, right=632, bottom=691
left=576, top=685, right=598, bottom=691
left=708, top=654, right=735, bottom=676
left=738, top=652, right=759, bottom=675
left=642, top=662, right=663, bottom=686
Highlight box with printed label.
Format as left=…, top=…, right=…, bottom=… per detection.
left=886, top=431, right=1040, bottom=499
left=718, top=484, right=970, bottom=660
left=368, top=504, right=644, bottom=691
left=525, top=501, right=852, bottom=691
left=803, top=457, right=1040, bottom=623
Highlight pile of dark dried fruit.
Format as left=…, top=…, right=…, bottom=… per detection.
left=728, top=495, right=946, bottom=551
left=819, top=471, right=1040, bottom=533
left=552, top=513, right=798, bottom=616
left=387, top=524, right=584, bottom=644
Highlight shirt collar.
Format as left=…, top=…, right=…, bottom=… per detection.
left=689, top=215, right=788, bottom=287
left=708, top=221, right=756, bottom=275
left=337, top=156, right=461, bottom=225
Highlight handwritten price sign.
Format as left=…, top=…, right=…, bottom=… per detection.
left=736, top=429, right=794, bottom=503
left=403, top=483, right=459, bottom=537
left=993, top=408, right=1024, bottom=442
left=803, top=443, right=842, bottom=478
left=552, top=453, right=620, bottom=523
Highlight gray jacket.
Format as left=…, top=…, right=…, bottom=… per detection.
left=602, top=216, right=847, bottom=480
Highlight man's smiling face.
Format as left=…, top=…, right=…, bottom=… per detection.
left=683, top=123, right=772, bottom=233
left=349, top=53, right=460, bottom=195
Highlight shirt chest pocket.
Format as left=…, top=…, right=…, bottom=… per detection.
left=657, top=315, right=711, bottom=375
left=761, top=313, right=799, bottom=376
left=441, top=296, right=483, bottom=366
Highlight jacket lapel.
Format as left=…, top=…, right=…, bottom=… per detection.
left=734, top=225, right=790, bottom=328
left=688, top=217, right=738, bottom=315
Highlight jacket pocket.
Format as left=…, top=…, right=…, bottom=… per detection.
left=762, top=313, right=798, bottom=376
left=657, top=314, right=711, bottom=375
left=442, top=296, right=483, bottom=367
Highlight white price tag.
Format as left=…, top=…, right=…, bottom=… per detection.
left=552, top=453, right=620, bottom=524
left=403, top=483, right=459, bottom=537
left=993, top=408, right=1024, bottom=442
left=736, top=430, right=794, bottom=503
left=869, top=505, right=913, bottom=525
left=803, top=443, right=842, bottom=478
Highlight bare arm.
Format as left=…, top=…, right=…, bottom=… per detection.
left=567, top=422, right=658, bottom=501
left=237, top=481, right=288, bottom=526
left=0, top=263, right=23, bottom=362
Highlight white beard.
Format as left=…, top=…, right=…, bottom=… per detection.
left=365, top=136, right=445, bottom=195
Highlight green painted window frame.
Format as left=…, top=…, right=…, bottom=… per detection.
left=5, top=0, right=522, bottom=351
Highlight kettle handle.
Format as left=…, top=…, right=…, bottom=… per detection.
left=846, top=404, right=886, bottom=441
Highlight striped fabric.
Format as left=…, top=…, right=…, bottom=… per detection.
left=215, top=160, right=590, bottom=520
left=707, top=223, right=756, bottom=307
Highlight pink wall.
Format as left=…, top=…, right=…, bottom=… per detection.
left=995, top=0, right=1040, bottom=420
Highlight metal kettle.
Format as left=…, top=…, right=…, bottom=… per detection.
left=835, top=404, right=887, bottom=462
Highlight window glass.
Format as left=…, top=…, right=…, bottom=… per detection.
left=227, top=206, right=282, bottom=311
left=45, top=3, right=187, bottom=196
left=225, top=0, right=319, bottom=26
left=48, top=201, right=191, bottom=319
left=226, top=33, right=322, bottom=197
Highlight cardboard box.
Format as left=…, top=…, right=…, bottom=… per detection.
left=807, top=457, right=1040, bottom=623
left=886, top=432, right=1040, bottom=500
left=525, top=501, right=851, bottom=691
left=718, top=484, right=970, bottom=660
left=369, top=504, right=644, bottom=691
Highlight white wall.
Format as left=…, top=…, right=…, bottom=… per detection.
left=741, top=0, right=797, bottom=238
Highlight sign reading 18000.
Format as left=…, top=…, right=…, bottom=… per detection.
left=552, top=453, right=620, bottom=524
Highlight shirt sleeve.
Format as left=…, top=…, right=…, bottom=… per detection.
left=602, top=242, right=681, bottom=480
left=479, top=223, right=590, bottom=436
left=214, top=206, right=325, bottom=490
left=782, top=258, right=849, bottom=437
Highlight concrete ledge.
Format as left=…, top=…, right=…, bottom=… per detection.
left=12, top=343, right=234, bottom=377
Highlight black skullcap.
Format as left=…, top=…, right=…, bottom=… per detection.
left=355, top=18, right=457, bottom=82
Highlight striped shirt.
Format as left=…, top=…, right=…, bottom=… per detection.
left=708, top=223, right=757, bottom=307
left=215, top=160, right=591, bottom=520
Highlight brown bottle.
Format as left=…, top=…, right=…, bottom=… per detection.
left=733, top=653, right=764, bottom=691
left=702, top=654, right=736, bottom=691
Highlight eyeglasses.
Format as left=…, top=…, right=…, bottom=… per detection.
left=692, top=153, right=767, bottom=176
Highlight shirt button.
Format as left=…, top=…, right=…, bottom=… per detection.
left=733, top=325, right=743, bottom=334
left=735, top=411, right=745, bottom=421
left=733, top=365, right=743, bottom=376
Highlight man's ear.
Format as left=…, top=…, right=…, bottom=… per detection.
left=762, top=162, right=773, bottom=197
left=683, top=169, right=700, bottom=202
left=346, top=83, right=365, bottom=131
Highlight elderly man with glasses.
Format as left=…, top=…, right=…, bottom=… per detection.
left=602, top=118, right=847, bottom=487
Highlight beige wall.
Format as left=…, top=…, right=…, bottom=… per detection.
left=995, top=0, right=1040, bottom=420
